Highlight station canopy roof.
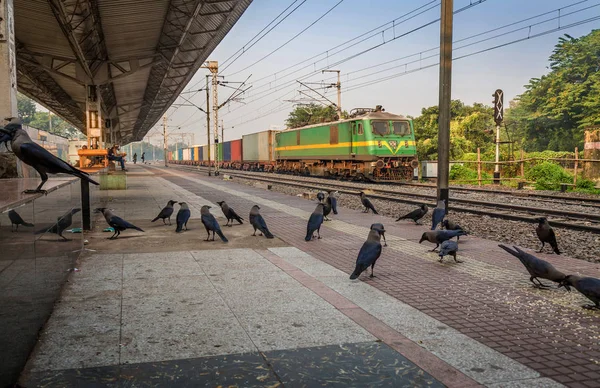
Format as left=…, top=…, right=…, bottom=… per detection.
left=14, top=0, right=252, bottom=144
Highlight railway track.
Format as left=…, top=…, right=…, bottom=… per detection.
left=171, top=164, right=600, bottom=233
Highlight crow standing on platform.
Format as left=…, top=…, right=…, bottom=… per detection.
left=249, top=205, right=274, bottom=239
left=560, top=275, right=600, bottom=310
left=8, top=209, right=34, bottom=232
left=96, top=208, right=144, bottom=240
left=535, top=217, right=560, bottom=254
left=350, top=225, right=385, bottom=279
left=438, top=240, right=461, bottom=263
left=217, top=201, right=244, bottom=226
left=305, top=203, right=325, bottom=241
left=370, top=223, right=387, bottom=247
left=419, top=229, right=467, bottom=251
left=431, top=200, right=446, bottom=230
left=151, top=200, right=177, bottom=225
left=359, top=192, right=378, bottom=214
left=175, top=202, right=191, bottom=233
left=0, top=121, right=99, bottom=194
left=322, top=200, right=332, bottom=221
left=327, top=190, right=338, bottom=215
left=36, top=208, right=81, bottom=241
left=396, top=204, right=428, bottom=224
left=442, top=219, right=466, bottom=241
left=201, top=205, right=228, bottom=242
left=498, top=244, right=568, bottom=289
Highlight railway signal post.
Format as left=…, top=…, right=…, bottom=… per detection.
left=437, top=0, right=453, bottom=213
left=493, top=89, right=504, bottom=184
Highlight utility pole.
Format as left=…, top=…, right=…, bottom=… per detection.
left=205, top=74, right=212, bottom=176
left=322, top=69, right=342, bottom=119
left=163, top=115, right=168, bottom=167
left=221, top=120, right=225, bottom=144
left=48, top=111, right=53, bottom=133
left=437, top=0, right=453, bottom=212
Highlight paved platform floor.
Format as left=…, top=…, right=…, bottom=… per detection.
left=19, top=165, right=600, bottom=387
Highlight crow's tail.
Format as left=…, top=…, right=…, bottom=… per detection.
left=552, top=244, right=561, bottom=255
left=235, top=216, right=244, bottom=224
left=217, top=229, right=228, bottom=242
left=151, top=216, right=160, bottom=222
left=175, top=223, right=183, bottom=233
left=132, top=225, right=144, bottom=232
left=263, top=228, right=274, bottom=239
left=305, top=232, right=312, bottom=242
left=333, top=209, right=338, bottom=215
left=22, top=222, right=34, bottom=227
left=372, top=208, right=379, bottom=215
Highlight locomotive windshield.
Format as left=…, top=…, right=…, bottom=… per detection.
left=392, top=121, right=411, bottom=136
left=371, top=121, right=389, bottom=136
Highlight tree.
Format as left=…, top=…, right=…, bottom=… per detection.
left=506, top=30, right=600, bottom=151
left=412, top=100, right=495, bottom=160
left=285, top=103, right=342, bottom=128
left=17, top=93, right=37, bottom=125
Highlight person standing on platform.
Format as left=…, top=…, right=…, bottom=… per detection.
left=133, top=153, right=137, bottom=164
left=108, top=145, right=127, bottom=171
left=141, top=152, right=146, bottom=164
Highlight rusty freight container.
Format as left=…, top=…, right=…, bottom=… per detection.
left=231, top=139, right=243, bottom=162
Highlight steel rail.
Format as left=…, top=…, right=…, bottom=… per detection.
left=170, top=164, right=600, bottom=233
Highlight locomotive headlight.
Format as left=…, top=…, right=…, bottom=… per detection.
left=370, top=162, right=378, bottom=167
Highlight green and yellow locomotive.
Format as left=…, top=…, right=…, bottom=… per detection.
left=274, top=107, right=418, bottom=181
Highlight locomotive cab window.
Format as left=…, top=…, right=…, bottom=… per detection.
left=358, top=123, right=364, bottom=135
left=393, top=121, right=410, bottom=136
left=371, top=121, right=389, bottom=136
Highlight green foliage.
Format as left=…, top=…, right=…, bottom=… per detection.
left=525, top=161, right=573, bottom=190
left=285, top=104, right=345, bottom=128
left=413, top=100, right=495, bottom=160
left=17, top=93, right=36, bottom=124
left=574, top=177, right=600, bottom=194
left=449, top=164, right=492, bottom=183
left=506, top=30, right=600, bottom=152
left=17, top=93, right=83, bottom=139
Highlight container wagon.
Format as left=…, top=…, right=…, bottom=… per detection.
left=242, top=130, right=278, bottom=171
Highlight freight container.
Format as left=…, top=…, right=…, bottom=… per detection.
left=231, top=139, right=243, bottom=161
left=217, top=143, right=223, bottom=162
left=198, top=146, right=203, bottom=161
left=201, top=145, right=214, bottom=162
left=222, top=141, right=232, bottom=162
left=177, top=148, right=183, bottom=161
left=193, top=146, right=200, bottom=161
left=183, top=148, right=190, bottom=162
left=190, top=147, right=195, bottom=161
left=242, top=130, right=277, bottom=162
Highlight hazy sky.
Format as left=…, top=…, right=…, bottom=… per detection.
left=153, top=0, right=598, bottom=145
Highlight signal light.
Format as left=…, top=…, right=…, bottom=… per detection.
left=492, top=89, right=504, bottom=125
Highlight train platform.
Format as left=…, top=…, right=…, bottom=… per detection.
left=19, top=164, right=600, bottom=388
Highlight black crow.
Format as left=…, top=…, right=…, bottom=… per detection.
left=175, top=202, right=191, bottom=233
left=327, top=190, right=338, bottom=215
left=350, top=225, right=384, bottom=279
left=305, top=203, right=325, bottom=241
left=0, top=121, right=99, bottom=193
left=535, top=217, right=560, bottom=254
left=36, top=208, right=80, bottom=241
left=560, top=275, right=600, bottom=310
left=217, top=201, right=244, bottom=226
left=359, top=191, right=378, bottom=214
left=152, top=200, right=177, bottom=225
left=8, top=209, right=34, bottom=232
left=96, top=208, right=144, bottom=240
left=249, top=205, right=274, bottom=239
left=396, top=204, right=428, bottom=224
left=370, top=223, right=387, bottom=247
left=431, top=200, right=445, bottom=230
left=498, top=244, right=568, bottom=289
left=201, top=205, right=228, bottom=242
left=438, top=240, right=461, bottom=263
left=419, top=229, right=467, bottom=251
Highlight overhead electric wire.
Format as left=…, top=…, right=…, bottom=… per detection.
left=225, top=0, right=347, bottom=77
left=227, top=8, right=598, bottom=129
left=222, top=0, right=488, bottom=119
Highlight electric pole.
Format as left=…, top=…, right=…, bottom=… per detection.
left=206, top=74, right=212, bottom=176
left=437, top=0, right=453, bottom=212
left=163, top=115, right=168, bottom=167
left=493, top=89, right=504, bottom=184
left=206, top=61, right=220, bottom=175
left=322, top=69, right=342, bottom=119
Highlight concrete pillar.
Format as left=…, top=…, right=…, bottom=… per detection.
left=0, top=0, right=17, bottom=120
left=86, top=85, right=103, bottom=149
left=0, top=0, right=20, bottom=178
